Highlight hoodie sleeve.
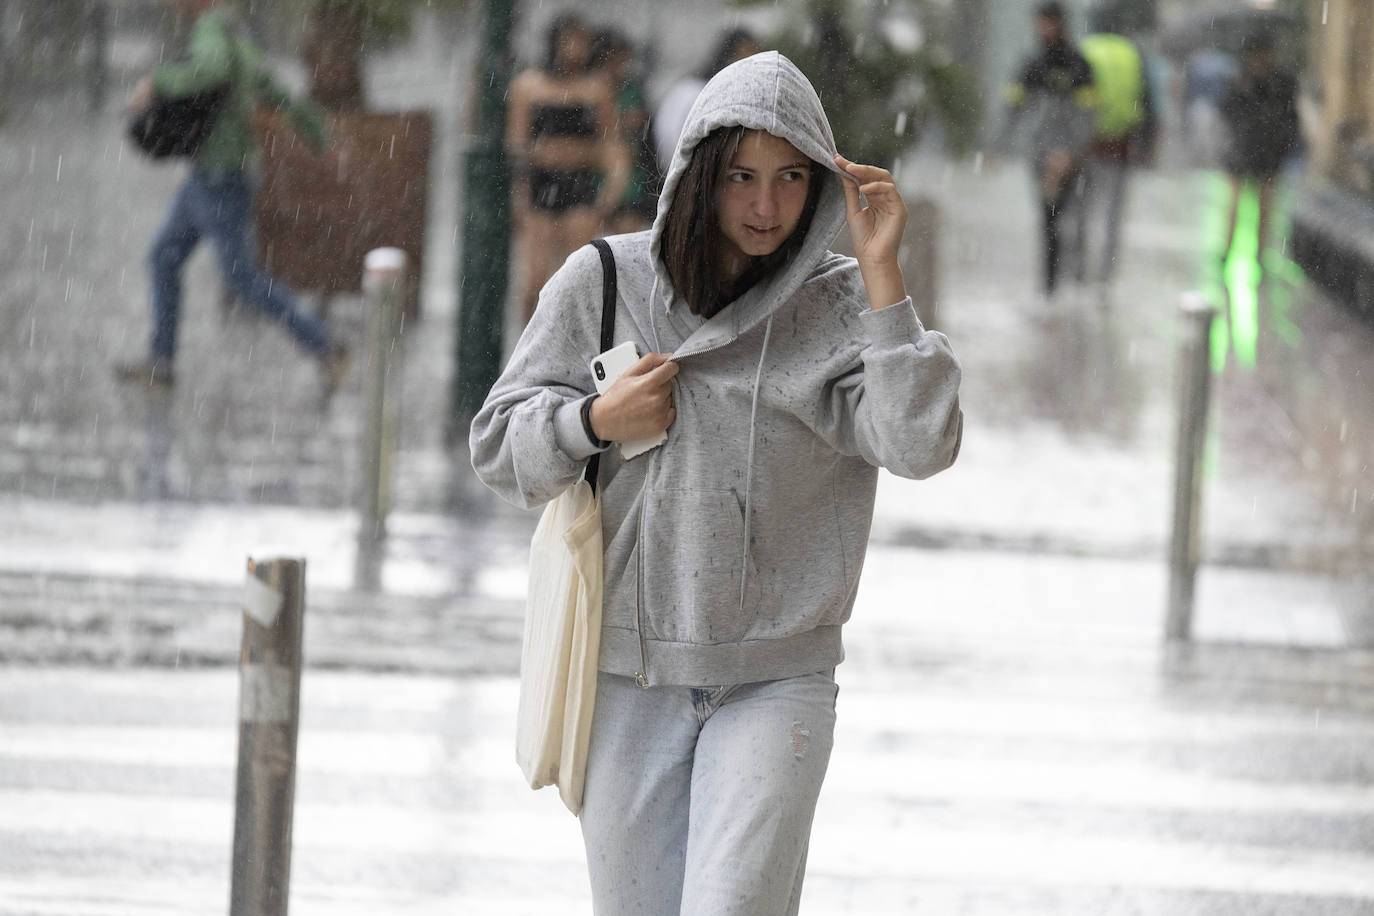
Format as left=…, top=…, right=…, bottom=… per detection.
left=469, top=245, right=609, bottom=509
left=253, top=58, right=327, bottom=153
left=812, top=296, right=963, bottom=480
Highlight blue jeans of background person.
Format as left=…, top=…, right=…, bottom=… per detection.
left=148, top=169, right=329, bottom=366
left=579, top=670, right=838, bottom=916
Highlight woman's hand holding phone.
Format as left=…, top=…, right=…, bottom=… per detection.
left=589, top=352, right=678, bottom=444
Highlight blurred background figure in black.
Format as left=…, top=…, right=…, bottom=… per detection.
left=506, top=11, right=629, bottom=325
left=1217, top=31, right=1301, bottom=273
left=992, top=1, right=1096, bottom=301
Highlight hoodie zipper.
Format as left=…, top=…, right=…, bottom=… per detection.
left=633, top=489, right=650, bottom=688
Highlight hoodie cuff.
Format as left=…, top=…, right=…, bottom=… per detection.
left=554, top=395, right=608, bottom=461
left=860, top=296, right=925, bottom=343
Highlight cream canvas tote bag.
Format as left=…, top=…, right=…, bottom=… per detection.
left=515, top=477, right=603, bottom=813
left=514, top=239, right=617, bottom=815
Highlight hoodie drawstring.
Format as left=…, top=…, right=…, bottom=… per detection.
left=633, top=276, right=668, bottom=688
left=739, top=312, right=775, bottom=609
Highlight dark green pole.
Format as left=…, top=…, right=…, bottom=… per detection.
left=450, top=0, right=515, bottom=441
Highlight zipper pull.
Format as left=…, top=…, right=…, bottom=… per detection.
left=634, top=672, right=650, bottom=689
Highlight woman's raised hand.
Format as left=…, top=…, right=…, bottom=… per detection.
left=835, top=154, right=907, bottom=264
left=829, top=155, right=906, bottom=313
left=588, top=352, right=678, bottom=443
left=835, top=154, right=909, bottom=311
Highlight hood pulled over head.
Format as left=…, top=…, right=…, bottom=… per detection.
left=649, top=51, right=851, bottom=317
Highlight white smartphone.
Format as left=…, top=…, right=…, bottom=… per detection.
left=590, top=341, right=668, bottom=459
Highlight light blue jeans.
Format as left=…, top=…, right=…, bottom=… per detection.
left=579, top=670, right=838, bottom=916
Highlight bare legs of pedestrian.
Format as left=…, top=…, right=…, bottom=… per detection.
left=519, top=206, right=601, bottom=326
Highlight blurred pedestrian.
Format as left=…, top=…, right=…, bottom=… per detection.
left=650, top=27, right=760, bottom=175
left=1183, top=47, right=1238, bottom=169
left=472, top=51, right=962, bottom=913
left=507, top=12, right=630, bottom=325
left=993, top=1, right=1097, bottom=298
left=1069, top=4, right=1157, bottom=289
left=1217, top=32, right=1300, bottom=271
left=117, top=0, right=346, bottom=393
left=590, top=27, right=658, bottom=234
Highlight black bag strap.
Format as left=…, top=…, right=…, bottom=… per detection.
left=584, top=239, right=617, bottom=491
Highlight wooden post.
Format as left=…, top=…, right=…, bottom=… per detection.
left=230, top=556, right=305, bottom=916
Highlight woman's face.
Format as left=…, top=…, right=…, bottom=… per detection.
left=555, top=25, right=591, bottom=73
left=716, top=131, right=813, bottom=272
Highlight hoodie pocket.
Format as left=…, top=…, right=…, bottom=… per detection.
left=637, top=487, right=762, bottom=642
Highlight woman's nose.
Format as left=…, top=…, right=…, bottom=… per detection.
left=752, top=186, right=778, bottom=217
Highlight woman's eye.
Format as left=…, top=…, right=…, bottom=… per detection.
left=782, top=170, right=808, bottom=182
left=727, top=172, right=750, bottom=183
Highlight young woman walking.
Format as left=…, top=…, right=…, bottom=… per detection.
left=472, top=51, right=963, bottom=915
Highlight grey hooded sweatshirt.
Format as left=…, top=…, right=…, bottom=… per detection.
left=471, top=52, right=962, bottom=688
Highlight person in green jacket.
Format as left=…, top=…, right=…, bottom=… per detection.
left=117, top=0, right=346, bottom=392
left=1069, top=4, right=1157, bottom=290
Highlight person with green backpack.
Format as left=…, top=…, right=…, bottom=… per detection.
left=1069, top=4, right=1157, bottom=290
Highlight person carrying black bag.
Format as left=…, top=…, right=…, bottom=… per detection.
left=116, top=0, right=348, bottom=394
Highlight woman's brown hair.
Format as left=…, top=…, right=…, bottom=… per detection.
left=660, top=126, right=826, bottom=318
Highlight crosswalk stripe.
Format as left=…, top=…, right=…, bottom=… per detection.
left=5, top=788, right=1373, bottom=901
left=0, top=726, right=443, bottom=775
left=7, top=712, right=1370, bottom=819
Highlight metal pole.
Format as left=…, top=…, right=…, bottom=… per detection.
left=449, top=0, right=515, bottom=440
left=357, top=247, right=408, bottom=590
left=1166, top=292, right=1218, bottom=642
left=230, top=555, right=305, bottom=916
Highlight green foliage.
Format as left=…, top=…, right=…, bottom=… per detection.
left=733, top=0, right=980, bottom=165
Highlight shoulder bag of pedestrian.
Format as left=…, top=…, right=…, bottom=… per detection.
left=128, top=87, right=229, bottom=159
left=514, top=239, right=616, bottom=815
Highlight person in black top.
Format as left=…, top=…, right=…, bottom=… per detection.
left=996, top=2, right=1097, bottom=297
left=1218, top=32, right=1300, bottom=270
left=507, top=13, right=630, bottom=325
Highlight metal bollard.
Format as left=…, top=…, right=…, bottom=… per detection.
left=1166, top=293, right=1218, bottom=642
left=230, top=555, right=306, bottom=916
left=356, top=247, right=408, bottom=589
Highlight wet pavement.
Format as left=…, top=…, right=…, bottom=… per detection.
left=3, top=6, right=1374, bottom=913
left=4, top=553, right=1374, bottom=914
